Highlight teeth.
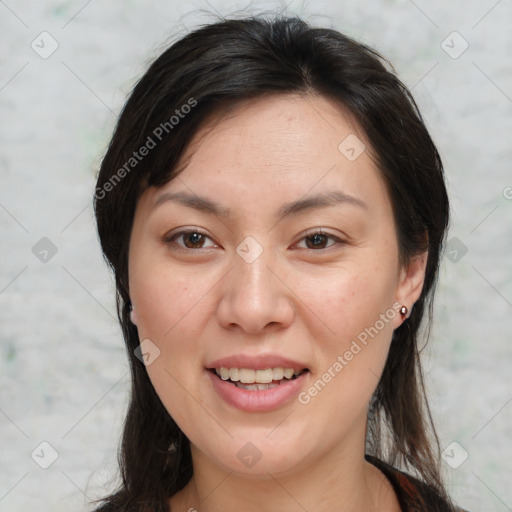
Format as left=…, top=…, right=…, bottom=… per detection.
left=239, top=368, right=255, bottom=383
left=219, top=367, right=230, bottom=380
left=283, top=368, right=294, bottom=379
left=215, top=367, right=303, bottom=384
left=272, top=367, right=284, bottom=380
left=235, top=382, right=280, bottom=390
left=255, top=369, right=273, bottom=383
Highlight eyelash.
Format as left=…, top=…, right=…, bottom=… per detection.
left=164, top=229, right=345, bottom=252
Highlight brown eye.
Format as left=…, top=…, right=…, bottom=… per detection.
left=166, top=230, right=216, bottom=250
left=295, top=230, right=344, bottom=251
left=182, top=232, right=205, bottom=248
left=305, top=233, right=329, bottom=249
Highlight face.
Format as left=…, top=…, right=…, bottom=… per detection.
left=128, top=93, right=426, bottom=478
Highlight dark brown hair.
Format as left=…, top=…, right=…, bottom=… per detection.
left=93, top=14, right=453, bottom=511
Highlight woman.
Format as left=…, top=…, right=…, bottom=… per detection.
left=93, top=15, right=465, bottom=512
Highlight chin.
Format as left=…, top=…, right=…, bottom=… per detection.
left=195, top=434, right=313, bottom=478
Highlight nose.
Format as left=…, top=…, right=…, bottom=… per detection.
left=216, top=245, right=295, bottom=334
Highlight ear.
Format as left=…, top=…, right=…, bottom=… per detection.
left=129, top=303, right=138, bottom=325
left=393, top=250, right=428, bottom=328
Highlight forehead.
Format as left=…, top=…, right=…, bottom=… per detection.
left=181, top=93, right=365, bottom=172
left=141, top=93, right=390, bottom=221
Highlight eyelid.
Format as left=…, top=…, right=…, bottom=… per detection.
left=164, top=228, right=218, bottom=249
left=293, top=228, right=345, bottom=250
left=164, top=227, right=346, bottom=252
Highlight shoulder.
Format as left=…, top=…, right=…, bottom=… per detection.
left=365, top=454, right=468, bottom=512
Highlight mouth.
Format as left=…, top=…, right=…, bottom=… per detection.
left=207, top=367, right=310, bottom=390
left=205, top=355, right=311, bottom=411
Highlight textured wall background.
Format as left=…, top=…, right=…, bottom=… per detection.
left=1, top=1, right=511, bottom=511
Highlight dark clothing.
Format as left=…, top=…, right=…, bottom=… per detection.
left=366, top=455, right=467, bottom=512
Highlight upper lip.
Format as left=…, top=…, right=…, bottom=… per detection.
left=207, top=354, right=309, bottom=372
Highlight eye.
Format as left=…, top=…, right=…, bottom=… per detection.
left=164, top=228, right=344, bottom=252
left=294, top=229, right=344, bottom=250
left=165, top=230, right=217, bottom=250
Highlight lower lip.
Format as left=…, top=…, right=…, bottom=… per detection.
left=206, top=370, right=309, bottom=412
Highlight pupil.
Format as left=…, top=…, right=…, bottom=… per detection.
left=308, top=234, right=326, bottom=248
left=187, top=232, right=203, bottom=247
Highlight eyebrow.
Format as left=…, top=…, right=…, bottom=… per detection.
left=152, top=190, right=367, bottom=221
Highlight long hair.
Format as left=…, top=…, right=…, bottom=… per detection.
left=93, top=15, right=452, bottom=511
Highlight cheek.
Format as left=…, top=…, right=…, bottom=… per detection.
left=130, top=265, right=212, bottom=434
left=295, top=261, right=397, bottom=345
left=297, top=266, right=398, bottom=409
left=293, top=261, right=398, bottom=409
left=130, top=259, right=206, bottom=341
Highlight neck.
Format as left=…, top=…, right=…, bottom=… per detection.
left=169, top=431, right=398, bottom=512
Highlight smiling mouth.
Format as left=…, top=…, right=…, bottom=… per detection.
left=208, top=367, right=309, bottom=391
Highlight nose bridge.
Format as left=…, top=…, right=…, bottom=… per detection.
left=234, top=236, right=277, bottom=305
left=217, top=235, right=294, bottom=332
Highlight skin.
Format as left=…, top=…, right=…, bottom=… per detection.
left=128, top=93, right=427, bottom=512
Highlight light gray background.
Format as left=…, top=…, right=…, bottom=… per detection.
left=1, top=1, right=511, bottom=510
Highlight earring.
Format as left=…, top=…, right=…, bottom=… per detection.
left=399, top=305, right=408, bottom=320
left=128, top=302, right=137, bottom=325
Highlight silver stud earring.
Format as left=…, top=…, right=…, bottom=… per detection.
left=129, top=302, right=137, bottom=325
